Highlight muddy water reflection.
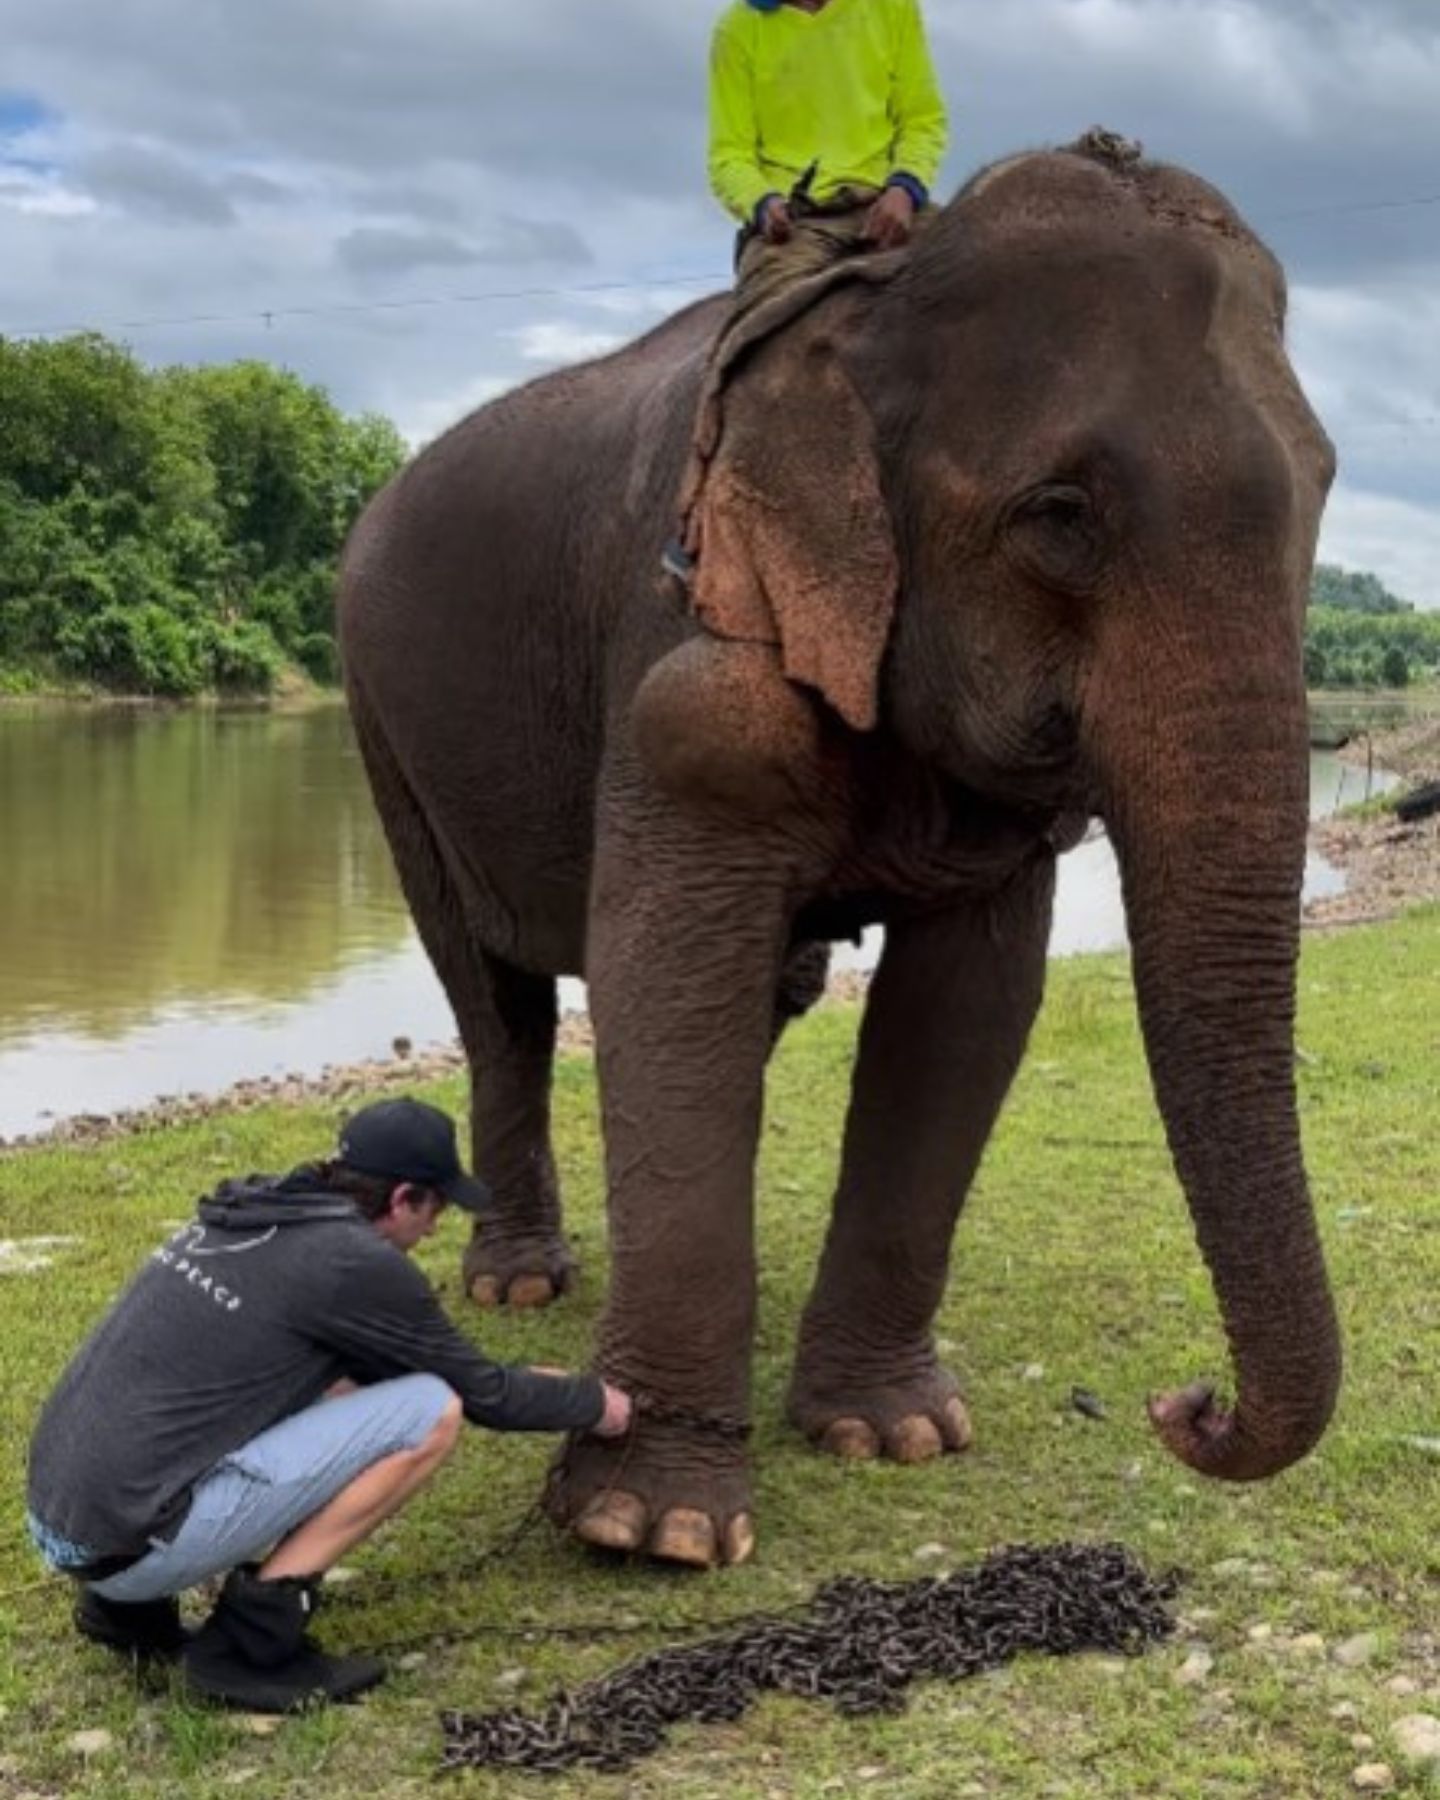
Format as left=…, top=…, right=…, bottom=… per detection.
left=0, top=704, right=414, bottom=1137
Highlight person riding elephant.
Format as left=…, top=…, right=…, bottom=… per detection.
left=709, top=0, right=948, bottom=307
left=338, top=131, right=1341, bottom=1571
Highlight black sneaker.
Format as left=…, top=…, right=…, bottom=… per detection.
left=75, top=1587, right=188, bottom=1660
left=182, top=1569, right=385, bottom=1714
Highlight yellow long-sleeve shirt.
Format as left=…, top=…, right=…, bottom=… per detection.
left=708, top=0, right=949, bottom=224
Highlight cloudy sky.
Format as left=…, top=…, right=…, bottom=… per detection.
left=2, top=0, right=1438, bottom=605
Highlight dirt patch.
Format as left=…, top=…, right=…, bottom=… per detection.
left=0, top=1236, right=81, bottom=1275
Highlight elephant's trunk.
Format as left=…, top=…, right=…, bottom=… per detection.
left=1099, top=659, right=1340, bottom=1481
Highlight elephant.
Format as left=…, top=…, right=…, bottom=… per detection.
left=337, top=131, right=1340, bottom=1570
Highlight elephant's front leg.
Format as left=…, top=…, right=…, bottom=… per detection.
left=544, top=802, right=801, bottom=1568
left=788, top=862, right=1053, bottom=1463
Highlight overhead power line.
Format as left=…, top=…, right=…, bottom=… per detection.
left=1264, top=191, right=1440, bottom=222
left=3, top=183, right=1437, bottom=343
left=5, top=272, right=729, bottom=342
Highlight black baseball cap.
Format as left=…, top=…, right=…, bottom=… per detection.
left=337, top=1098, right=492, bottom=1213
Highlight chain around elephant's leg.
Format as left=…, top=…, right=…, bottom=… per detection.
left=788, top=870, right=1053, bottom=1463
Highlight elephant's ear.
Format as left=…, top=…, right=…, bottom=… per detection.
left=683, top=317, right=898, bottom=734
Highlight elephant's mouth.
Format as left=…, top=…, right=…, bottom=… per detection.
left=962, top=703, right=1088, bottom=817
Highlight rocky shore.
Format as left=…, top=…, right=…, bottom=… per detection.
left=1304, top=715, right=1440, bottom=930
left=0, top=981, right=875, bottom=1155
left=6, top=720, right=1434, bottom=1157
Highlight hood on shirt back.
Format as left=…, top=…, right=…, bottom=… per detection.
left=196, top=1165, right=359, bottom=1233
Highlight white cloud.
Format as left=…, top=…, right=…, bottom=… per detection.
left=77, top=139, right=237, bottom=226
left=1319, top=488, right=1440, bottom=612
left=0, top=165, right=95, bottom=217
left=337, top=226, right=481, bottom=279
left=393, top=374, right=513, bottom=452
left=577, top=283, right=713, bottom=320
left=509, top=321, right=626, bottom=365
left=1289, top=278, right=1440, bottom=535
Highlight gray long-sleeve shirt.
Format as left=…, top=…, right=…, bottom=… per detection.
left=27, top=1169, right=603, bottom=1562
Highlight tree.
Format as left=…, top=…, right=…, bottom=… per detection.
left=1380, top=644, right=1410, bottom=689
left=0, top=334, right=406, bottom=695
left=1309, top=564, right=1412, bottom=615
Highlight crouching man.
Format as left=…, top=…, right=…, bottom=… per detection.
left=25, top=1097, right=631, bottom=1713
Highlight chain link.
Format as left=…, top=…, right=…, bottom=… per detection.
left=626, top=1392, right=752, bottom=1441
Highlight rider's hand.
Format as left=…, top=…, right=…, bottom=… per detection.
left=758, top=196, right=794, bottom=244
left=862, top=185, right=916, bottom=249
left=592, top=1382, right=634, bottom=1439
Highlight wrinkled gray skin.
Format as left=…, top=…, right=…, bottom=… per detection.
left=338, top=142, right=1340, bottom=1569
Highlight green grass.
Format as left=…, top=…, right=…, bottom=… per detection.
left=2, top=911, right=1438, bottom=1797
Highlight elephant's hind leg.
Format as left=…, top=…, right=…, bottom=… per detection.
left=348, top=680, right=573, bottom=1308
left=455, top=953, right=574, bottom=1310
left=787, top=863, right=1053, bottom=1462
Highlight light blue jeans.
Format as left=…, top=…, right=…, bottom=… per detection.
left=88, top=1373, right=455, bottom=1603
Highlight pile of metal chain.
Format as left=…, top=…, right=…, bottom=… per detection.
left=439, top=1541, right=1180, bottom=1775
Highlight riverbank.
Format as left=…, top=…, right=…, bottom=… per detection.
left=1, top=912, right=1437, bottom=1798
left=0, top=664, right=335, bottom=710
left=1306, top=687, right=1440, bottom=750
left=6, top=677, right=1421, bottom=724
left=1305, top=715, right=1440, bottom=929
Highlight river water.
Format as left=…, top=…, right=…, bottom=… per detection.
left=0, top=702, right=1390, bottom=1140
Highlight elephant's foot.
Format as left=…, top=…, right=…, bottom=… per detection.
left=543, top=1412, right=755, bottom=1568
left=462, top=1224, right=576, bottom=1310
left=786, top=1352, right=973, bottom=1464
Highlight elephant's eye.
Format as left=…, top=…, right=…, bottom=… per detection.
left=1004, top=484, right=1104, bottom=591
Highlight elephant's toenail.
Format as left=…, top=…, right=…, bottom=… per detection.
left=508, top=1274, right=557, bottom=1309
left=724, top=1514, right=756, bottom=1566
left=890, top=1416, right=943, bottom=1464
left=944, top=1397, right=975, bottom=1452
left=469, top=1275, right=502, bottom=1308
left=573, top=1491, right=647, bottom=1551
left=821, top=1419, right=881, bottom=1460
left=649, top=1508, right=717, bottom=1567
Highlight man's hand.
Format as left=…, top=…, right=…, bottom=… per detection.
left=758, top=195, right=794, bottom=244
left=529, top=1366, right=632, bottom=1436
left=592, top=1382, right=634, bottom=1439
left=862, top=185, right=916, bottom=249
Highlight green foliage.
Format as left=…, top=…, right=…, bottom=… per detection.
left=1380, top=643, right=1410, bottom=689
left=293, top=630, right=340, bottom=684
left=0, top=334, right=407, bottom=697
left=1305, top=597, right=1440, bottom=691
left=56, top=603, right=197, bottom=696
left=1309, top=563, right=1411, bottom=615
